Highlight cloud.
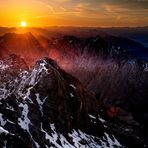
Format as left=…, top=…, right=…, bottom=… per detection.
left=103, top=0, right=148, bottom=9
left=35, top=1, right=55, bottom=14
left=32, top=0, right=148, bottom=26
left=102, top=3, right=148, bottom=16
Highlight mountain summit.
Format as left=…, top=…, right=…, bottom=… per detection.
left=0, top=55, right=124, bottom=147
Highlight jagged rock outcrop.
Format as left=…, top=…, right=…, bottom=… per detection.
left=0, top=55, right=123, bottom=148
left=0, top=32, right=148, bottom=147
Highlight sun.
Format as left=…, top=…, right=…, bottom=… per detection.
left=20, top=21, right=27, bottom=27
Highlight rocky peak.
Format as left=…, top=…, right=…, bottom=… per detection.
left=0, top=55, right=145, bottom=147
left=0, top=54, right=28, bottom=83
left=0, top=55, right=123, bottom=147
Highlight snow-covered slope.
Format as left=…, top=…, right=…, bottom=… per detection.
left=0, top=55, right=123, bottom=148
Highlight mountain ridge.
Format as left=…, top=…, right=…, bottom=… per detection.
left=0, top=31, right=148, bottom=147
left=0, top=55, right=126, bottom=148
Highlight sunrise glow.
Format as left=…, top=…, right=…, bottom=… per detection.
left=20, top=21, right=27, bottom=27
left=0, top=0, right=147, bottom=27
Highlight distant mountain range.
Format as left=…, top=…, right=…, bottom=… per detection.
left=0, top=31, right=147, bottom=60
left=0, top=26, right=147, bottom=47
left=0, top=32, right=47, bottom=65
left=0, top=29, right=148, bottom=147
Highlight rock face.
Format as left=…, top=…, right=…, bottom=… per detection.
left=49, top=35, right=148, bottom=140
left=48, top=35, right=148, bottom=59
left=0, top=33, right=148, bottom=147
left=0, top=55, right=123, bottom=148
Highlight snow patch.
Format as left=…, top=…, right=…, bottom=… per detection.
left=69, top=84, right=77, bottom=90
left=0, top=126, right=9, bottom=134
left=40, top=123, right=122, bottom=148
left=88, top=114, right=96, bottom=119
left=0, top=87, right=8, bottom=99
left=39, top=61, right=48, bottom=73
left=22, top=87, right=33, bottom=103
left=18, top=103, right=31, bottom=132
left=70, top=92, right=74, bottom=98
left=100, top=132, right=122, bottom=148
left=144, top=63, right=148, bottom=72
left=0, top=61, right=9, bottom=70
left=0, top=113, right=6, bottom=126
left=36, top=93, right=47, bottom=115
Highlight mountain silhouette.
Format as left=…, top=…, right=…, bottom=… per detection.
left=0, top=32, right=47, bottom=65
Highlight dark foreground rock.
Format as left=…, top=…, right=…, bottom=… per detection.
left=0, top=55, right=145, bottom=147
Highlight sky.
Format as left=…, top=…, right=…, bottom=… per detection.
left=0, top=0, right=148, bottom=27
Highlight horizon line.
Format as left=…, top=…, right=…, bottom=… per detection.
left=0, top=25, right=148, bottom=29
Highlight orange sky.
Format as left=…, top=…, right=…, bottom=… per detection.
left=0, top=0, right=148, bottom=27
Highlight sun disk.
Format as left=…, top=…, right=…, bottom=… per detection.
left=20, top=21, right=27, bottom=27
